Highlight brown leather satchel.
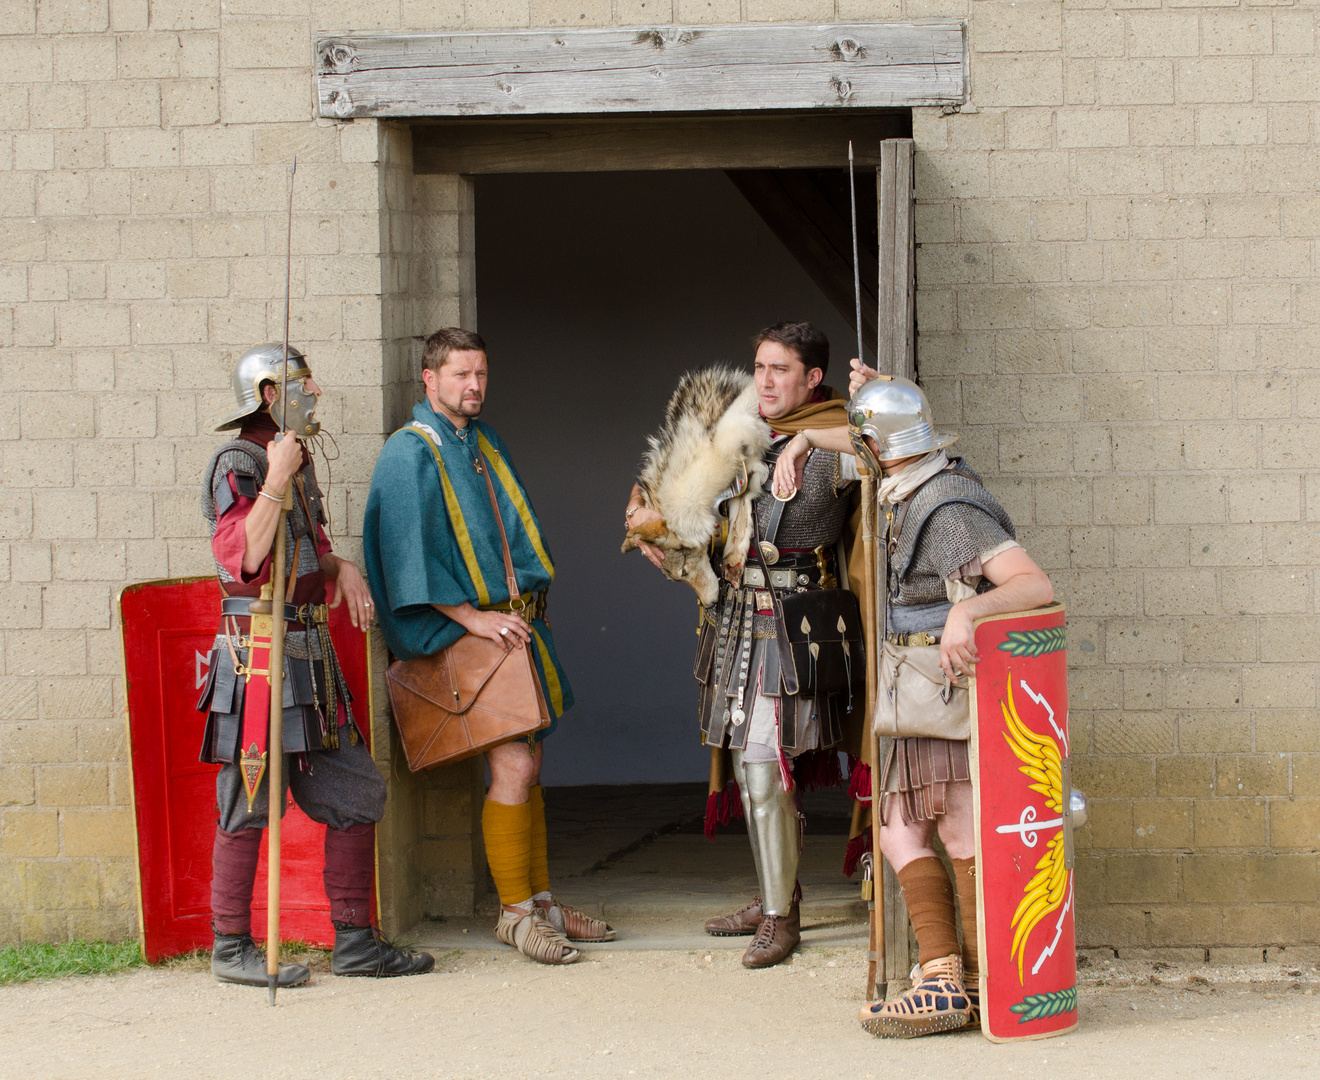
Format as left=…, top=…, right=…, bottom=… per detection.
left=386, top=448, right=550, bottom=771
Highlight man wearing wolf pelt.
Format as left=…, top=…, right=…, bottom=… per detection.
left=625, top=322, right=869, bottom=969
left=846, top=366, right=1054, bottom=1038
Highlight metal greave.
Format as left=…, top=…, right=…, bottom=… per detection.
left=733, top=750, right=801, bottom=915
left=731, top=750, right=766, bottom=902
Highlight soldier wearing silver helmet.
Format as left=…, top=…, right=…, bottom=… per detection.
left=846, top=361, right=1055, bottom=1039
left=198, top=343, right=434, bottom=987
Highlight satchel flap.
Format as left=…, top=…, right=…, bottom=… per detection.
left=387, top=635, right=516, bottom=714
left=781, top=591, right=863, bottom=645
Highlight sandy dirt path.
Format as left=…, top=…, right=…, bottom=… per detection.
left=2, top=946, right=1317, bottom=1080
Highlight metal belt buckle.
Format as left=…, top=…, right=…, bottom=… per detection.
left=754, top=589, right=773, bottom=612
left=743, top=567, right=766, bottom=588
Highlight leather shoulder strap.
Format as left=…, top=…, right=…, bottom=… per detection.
left=477, top=449, right=521, bottom=606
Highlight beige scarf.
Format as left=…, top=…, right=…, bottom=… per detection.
left=878, top=450, right=953, bottom=506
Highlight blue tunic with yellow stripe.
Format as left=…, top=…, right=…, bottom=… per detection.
left=362, top=401, right=572, bottom=733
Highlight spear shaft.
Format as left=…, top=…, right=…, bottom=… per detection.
left=850, top=140, right=886, bottom=1002
left=266, top=156, right=296, bottom=1006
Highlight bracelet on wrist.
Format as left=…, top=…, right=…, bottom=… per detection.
left=258, top=488, right=283, bottom=504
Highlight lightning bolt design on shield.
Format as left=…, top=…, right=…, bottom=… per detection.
left=996, top=676, right=1071, bottom=983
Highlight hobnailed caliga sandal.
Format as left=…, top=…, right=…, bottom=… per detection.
left=858, top=953, right=971, bottom=1038
left=535, top=898, right=616, bottom=942
left=495, top=909, right=581, bottom=965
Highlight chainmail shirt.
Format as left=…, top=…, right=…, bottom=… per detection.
left=887, top=460, right=1015, bottom=608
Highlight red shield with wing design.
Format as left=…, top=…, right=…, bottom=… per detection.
left=970, top=603, right=1078, bottom=1043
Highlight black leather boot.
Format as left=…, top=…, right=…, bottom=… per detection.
left=331, top=923, right=435, bottom=977
left=212, top=932, right=310, bottom=988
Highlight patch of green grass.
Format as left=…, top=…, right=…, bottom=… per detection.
left=0, top=940, right=144, bottom=986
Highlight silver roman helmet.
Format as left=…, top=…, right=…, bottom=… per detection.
left=215, top=343, right=320, bottom=436
left=847, top=375, right=958, bottom=474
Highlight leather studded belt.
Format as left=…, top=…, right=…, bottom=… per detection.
left=886, top=631, right=942, bottom=646
left=742, top=566, right=823, bottom=590
left=220, top=595, right=328, bottom=625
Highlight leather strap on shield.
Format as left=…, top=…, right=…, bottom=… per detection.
left=386, top=446, right=550, bottom=772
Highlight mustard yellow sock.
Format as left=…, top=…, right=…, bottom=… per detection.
left=528, top=785, right=550, bottom=897
left=482, top=798, right=533, bottom=907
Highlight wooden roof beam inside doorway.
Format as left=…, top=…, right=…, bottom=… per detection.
left=317, top=23, right=966, bottom=119
left=411, top=113, right=911, bottom=174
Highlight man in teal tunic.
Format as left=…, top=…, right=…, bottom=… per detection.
left=363, top=327, right=613, bottom=966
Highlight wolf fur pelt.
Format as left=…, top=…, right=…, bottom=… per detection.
left=622, top=366, right=771, bottom=605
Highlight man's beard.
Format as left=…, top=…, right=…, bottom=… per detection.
left=458, top=395, right=483, bottom=416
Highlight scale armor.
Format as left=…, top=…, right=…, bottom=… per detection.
left=888, top=460, right=1016, bottom=609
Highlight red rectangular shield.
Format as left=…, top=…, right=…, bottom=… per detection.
left=970, top=603, right=1077, bottom=1043
left=118, top=577, right=376, bottom=963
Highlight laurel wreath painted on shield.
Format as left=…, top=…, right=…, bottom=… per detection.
left=997, top=626, right=1067, bottom=658
left=1010, top=985, right=1078, bottom=1024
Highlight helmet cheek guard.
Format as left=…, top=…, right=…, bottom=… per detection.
left=272, top=375, right=321, bottom=438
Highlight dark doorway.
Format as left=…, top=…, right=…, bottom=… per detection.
left=475, top=170, right=865, bottom=786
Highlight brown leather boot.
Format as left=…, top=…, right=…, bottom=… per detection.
left=740, top=902, right=800, bottom=968
left=704, top=895, right=763, bottom=936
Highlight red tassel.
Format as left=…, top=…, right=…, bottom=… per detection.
left=703, top=781, right=744, bottom=842
left=843, top=829, right=872, bottom=879
left=847, top=760, right=873, bottom=804
left=792, top=749, right=844, bottom=792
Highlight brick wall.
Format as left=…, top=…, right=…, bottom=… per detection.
left=1, top=0, right=1315, bottom=954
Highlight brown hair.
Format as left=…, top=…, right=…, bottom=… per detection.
left=752, top=321, right=829, bottom=377
left=422, top=327, right=487, bottom=372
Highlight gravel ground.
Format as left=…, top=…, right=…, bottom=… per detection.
left=2, top=946, right=1317, bottom=1080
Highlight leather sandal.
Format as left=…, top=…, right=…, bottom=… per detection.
left=495, top=908, right=581, bottom=965
left=535, top=897, right=615, bottom=942
left=962, top=971, right=981, bottom=1030
left=858, top=954, right=971, bottom=1038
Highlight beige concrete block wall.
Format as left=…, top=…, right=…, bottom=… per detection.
left=1, top=0, right=1315, bottom=953
left=0, top=1, right=398, bottom=942
left=909, top=0, right=1320, bottom=959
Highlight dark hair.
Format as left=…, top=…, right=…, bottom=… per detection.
left=423, top=327, right=486, bottom=372
left=752, top=321, right=829, bottom=377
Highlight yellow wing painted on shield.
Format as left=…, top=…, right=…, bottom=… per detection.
left=1002, top=677, right=1068, bottom=983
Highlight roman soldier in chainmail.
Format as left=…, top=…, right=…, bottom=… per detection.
left=627, top=322, right=869, bottom=968
left=845, top=368, right=1055, bottom=1038
left=198, top=343, right=434, bottom=987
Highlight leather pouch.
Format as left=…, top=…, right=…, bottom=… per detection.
left=874, top=640, right=970, bottom=740
left=387, top=633, right=550, bottom=771
left=779, top=588, right=865, bottom=696
left=386, top=446, right=551, bottom=772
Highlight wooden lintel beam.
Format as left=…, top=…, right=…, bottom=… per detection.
left=317, top=23, right=966, bottom=119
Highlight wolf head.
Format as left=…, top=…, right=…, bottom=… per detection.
left=622, top=366, right=771, bottom=606
left=621, top=518, right=724, bottom=605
